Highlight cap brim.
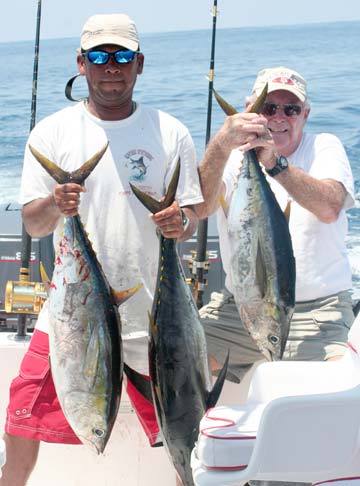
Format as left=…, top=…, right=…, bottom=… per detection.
left=266, top=81, right=306, bottom=103
left=81, top=35, right=139, bottom=51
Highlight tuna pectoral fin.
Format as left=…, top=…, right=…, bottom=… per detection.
left=256, top=241, right=267, bottom=299
left=206, top=352, right=230, bottom=409
left=129, top=158, right=180, bottom=214
left=123, top=363, right=153, bottom=404
left=112, top=283, right=143, bottom=306
left=284, top=200, right=291, bottom=222
left=29, top=142, right=109, bottom=185
left=83, top=329, right=100, bottom=386
left=39, top=262, right=51, bottom=295
left=219, top=194, right=229, bottom=216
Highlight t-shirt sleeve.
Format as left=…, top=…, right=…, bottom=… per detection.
left=165, top=121, right=204, bottom=207
left=18, top=121, right=57, bottom=205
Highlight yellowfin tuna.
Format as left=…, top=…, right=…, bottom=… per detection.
left=30, top=144, right=140, bottom=453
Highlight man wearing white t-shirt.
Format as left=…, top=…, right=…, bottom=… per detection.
left=0, top=13, right=202, bottom=486
left=196, top=66, right=355, bottom=385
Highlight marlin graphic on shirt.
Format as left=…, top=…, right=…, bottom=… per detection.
left=126, top=156, right=148, bottom=182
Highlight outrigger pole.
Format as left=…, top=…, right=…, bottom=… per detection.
left=15, top=0, right=43, bottom=337
left=193, top=0, right=219, bottom=309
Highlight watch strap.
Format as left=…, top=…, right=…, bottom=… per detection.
left=180, top=209, right=190, bottom=232
left=265, top=155, right=289, bottom=177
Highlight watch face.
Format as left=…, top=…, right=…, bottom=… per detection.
left=181, top=210, right=190, bottom=229
left=265, top=155, right=288, bottom=177
left=278, top=156, right=288, bottom=169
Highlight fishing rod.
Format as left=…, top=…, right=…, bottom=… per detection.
left=192, top=0, right=218, bottom=309
left=10, top=0, right=44, bottom=338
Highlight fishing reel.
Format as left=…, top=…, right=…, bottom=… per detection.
left=186, top=250, right=210, bottom=291
left=5, top=267, right=47, bottom=314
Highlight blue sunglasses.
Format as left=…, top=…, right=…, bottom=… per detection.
left=84, top=49, right=138, bottom=65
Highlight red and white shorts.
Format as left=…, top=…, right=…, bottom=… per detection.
left=5, top=329, right=161, bottom=446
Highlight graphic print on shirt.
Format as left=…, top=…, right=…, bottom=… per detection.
left=125, top=149, right=154, bottom=182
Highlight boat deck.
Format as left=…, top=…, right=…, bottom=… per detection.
left=0, top=332, right=248, bottom=485
left=0, top=332, right=176, bottom=485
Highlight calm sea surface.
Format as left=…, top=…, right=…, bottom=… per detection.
left=1, top=21, right=360, bottom=290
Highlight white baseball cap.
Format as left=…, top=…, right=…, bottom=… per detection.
left=252, top=66, right=307, bottom=102
left=80, top=14, right=140, bottom=51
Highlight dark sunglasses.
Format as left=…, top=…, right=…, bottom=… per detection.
left=84, top=49, right=138, bottom=65
left=261, top=102, right=302, bottom=117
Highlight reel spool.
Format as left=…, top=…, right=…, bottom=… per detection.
left=5, top=267, right=46, bottom=314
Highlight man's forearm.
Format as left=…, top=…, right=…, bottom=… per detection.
left=178, top=206, right=198, bottom=242
left=22, top=195, right=62, bottom=238
left=273, top=165, right=347, bottom=223
left=196, top=132, right=231, bottom=219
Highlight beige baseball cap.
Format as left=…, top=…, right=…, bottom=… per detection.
left=80, top=14, right=140, bottom=51
left=252, top=66, right=307, bottom=102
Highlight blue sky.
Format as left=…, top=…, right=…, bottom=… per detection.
left=1, top=0, right=360, bottom=43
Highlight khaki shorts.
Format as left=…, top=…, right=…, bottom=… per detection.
left=200, top=289, right=354, bottom=382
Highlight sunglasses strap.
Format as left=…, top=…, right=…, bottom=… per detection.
left=65, top=73, right=88, bottom=103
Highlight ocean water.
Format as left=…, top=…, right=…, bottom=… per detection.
left=1, top=20, right=360, bottom=291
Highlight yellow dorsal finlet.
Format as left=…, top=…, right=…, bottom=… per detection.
left=219, top=194, right=229, bottom=215
left=39, top=262, right=52, bottom=295
left=112, top=283, right=143, bottom=306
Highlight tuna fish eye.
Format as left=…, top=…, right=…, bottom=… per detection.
left=93, top=428, right=105, bottom=438
left=268, top=335, right=279, bottom=345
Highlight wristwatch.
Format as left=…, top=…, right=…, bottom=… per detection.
left=265, top=155, right=289, bottom=177
left=180, top=209, right=190, bottom=232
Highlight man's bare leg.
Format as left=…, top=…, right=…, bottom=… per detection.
left=0, top=433, right=40, bottom=486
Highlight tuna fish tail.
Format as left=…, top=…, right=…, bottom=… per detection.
left=213, top=88, right=238, bottom=115
left=123, top=363, right=154, bottom=404
left=206, top=351, right=230, bottom=409
left=213, top=83, right=268, bottom=116
left=123, top=363, right=165, bottom=448
left=129, top=158, right=180, bottom=214
left=29, top=142, right=109, bottom=185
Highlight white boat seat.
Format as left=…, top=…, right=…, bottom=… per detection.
left=196, top=403, right=265, bottom=471
left=191, top=314, right=360, bottom=486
